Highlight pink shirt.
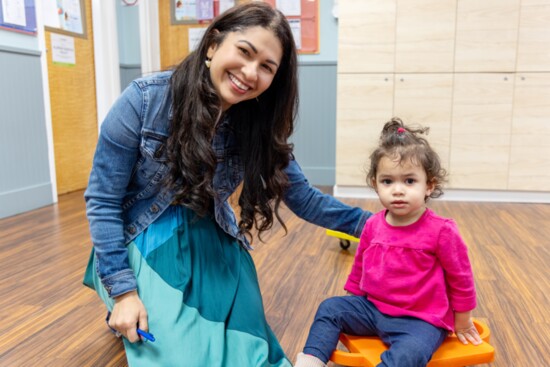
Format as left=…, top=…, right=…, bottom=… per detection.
left=344, top=208, right=476, bottom=331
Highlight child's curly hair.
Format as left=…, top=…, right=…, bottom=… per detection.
left=366, top=117, right=447, bottom=201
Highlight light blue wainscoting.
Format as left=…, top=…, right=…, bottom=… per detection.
left=0, top=46, right=54, bottom=219
left=291, top=61, right=337, bottom=186
left=120, top=63, right=142, bottom=91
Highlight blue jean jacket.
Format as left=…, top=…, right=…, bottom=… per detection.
left=84, top=71, right=371, bottom=298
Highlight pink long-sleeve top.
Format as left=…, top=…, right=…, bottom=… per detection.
left=344, top=208, right=476, bottom=331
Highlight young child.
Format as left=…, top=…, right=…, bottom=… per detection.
left=295, top=118, right=482, bottom=367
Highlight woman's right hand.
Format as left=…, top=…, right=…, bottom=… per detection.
left=108, top=290, right=148, bottom=343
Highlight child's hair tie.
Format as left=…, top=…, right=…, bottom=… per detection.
left=397, top=127, right=406, bottom=134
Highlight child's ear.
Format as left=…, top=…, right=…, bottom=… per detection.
left=426, top=178, right=436, bottom=196
left=371, top=178, right=378, bottom=191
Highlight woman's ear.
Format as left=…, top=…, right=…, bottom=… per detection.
left=206, top=29, right=220, bottom=59
left=207, top=44, right=216, bottom=59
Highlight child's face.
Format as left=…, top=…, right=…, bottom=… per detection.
left=373, top=156, right=434, bottom=226
left=207, top=26, right=282, bottom=111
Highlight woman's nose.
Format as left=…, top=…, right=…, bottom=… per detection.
left=242, top=62, right=258, bottom=83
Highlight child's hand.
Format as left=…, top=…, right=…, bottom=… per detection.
left=455, top=317, right=483, bottom=345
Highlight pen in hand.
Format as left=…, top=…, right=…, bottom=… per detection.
left=137, top=328, right=156, bottom=342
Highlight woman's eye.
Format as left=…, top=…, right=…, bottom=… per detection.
left=239, top=47, right=250, bottom=56
left=262, top=64, right=273, bottom=73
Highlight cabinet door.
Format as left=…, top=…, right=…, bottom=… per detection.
left=455, top=0, right=520, bottom=72
left=393, top=74, right=453, bottom=169
left=338, top=0, right=396, bottom=73
left=336, top=74, right=394, bottom=185
left=516, top=0, right=550, bottom=72
left=449, top=74, right=514, bottom=189
left=509, top=73, right=550, bottom=190
left=395, top=0, right=456, bottom=73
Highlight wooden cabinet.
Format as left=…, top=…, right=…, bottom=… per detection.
left=516, top=0, right=550, bottom=71
left=337, top=0, right=550, bottom=193
left=509, top=73, right=550, bottom=190
left=336, top=74, right=394, bottom=185
left=338, top=0, right=396, bottom=73
left=395, top=0, right=456, bottom=73
left=449, top=74, right=514, bottom=189
left=393, top=74, right=454, bottom=169
left=454, top=0, right=520, bottom=72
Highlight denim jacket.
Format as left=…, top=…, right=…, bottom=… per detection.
left=85, top=71, right=371, bottom=298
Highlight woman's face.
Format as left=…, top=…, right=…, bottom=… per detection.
left=206, top=26, right=283, bottom=111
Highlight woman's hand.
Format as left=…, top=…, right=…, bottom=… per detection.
left=109, top=290, right=148, bottom=343
left=454, top=312, right=482, bottom=345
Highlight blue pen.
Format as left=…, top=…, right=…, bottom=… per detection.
left=137, top=328, right=156, bottom=342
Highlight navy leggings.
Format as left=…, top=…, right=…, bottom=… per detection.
left=303, top=296, right=447, bottom=367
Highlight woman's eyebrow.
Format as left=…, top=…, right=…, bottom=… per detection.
left=237, top=40, right=279, bottom=67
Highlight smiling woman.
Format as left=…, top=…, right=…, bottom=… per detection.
left=83, top=2, right=371, bottom=366
left=206, top=26, right=282, bottom=110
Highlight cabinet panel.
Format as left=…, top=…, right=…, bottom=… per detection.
left=395, top=0, right=456, bottom=73
left=449, top=74, right=514, bottom=189
left=516, top=0, right=550, bottom=71
left=455, top=0, right=520, bottom=72
left=509, top=73, right=550, bottom=190
left=338, top=0, right=396, bottom=73
left=393, top=74, right=453, bottom=169
left=336, top=74, right=394, bottom=185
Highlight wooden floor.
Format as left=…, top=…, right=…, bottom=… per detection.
left=1, top=190, right=549, bottom=366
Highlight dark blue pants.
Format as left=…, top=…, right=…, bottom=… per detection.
left=303, top=296, right=447, bottom=367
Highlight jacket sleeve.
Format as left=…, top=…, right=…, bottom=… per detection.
left=84, top=82, right=144, bottom=298
left=283, top=159, right=372, bottom=238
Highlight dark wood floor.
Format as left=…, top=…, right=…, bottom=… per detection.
left=1, top=190, right=549, bottom=366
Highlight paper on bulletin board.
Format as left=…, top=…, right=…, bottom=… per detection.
left=265, top=0, right=318, bottom=54
left=2, top=0, right=26, bottom=26
left=188, top=27, right=207, bottom=52
left=51, top=33, right=76, bottom=66
left=174, top=0, right=197, bottom=22
left=196, top=0, right=213, bottom=21
left=218, top=0, right=234, bottom=14
left=275, top=0, right=301, bottom=16
left=43, top=0, right=85, bottom=37
left=288, top=19, right=301, bottom=50
left=0, top=0, right=37, bottom=35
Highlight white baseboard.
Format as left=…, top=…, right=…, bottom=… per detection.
left=333, top=186, right=550, bottom=204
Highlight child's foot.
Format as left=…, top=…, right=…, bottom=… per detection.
left=294, top=352, right=326, bottom=367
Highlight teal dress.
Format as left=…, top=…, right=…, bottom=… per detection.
left=84, top=205, right=291, bottom=367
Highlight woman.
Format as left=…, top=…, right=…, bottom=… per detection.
left=84, top=3, right=371, bottom=366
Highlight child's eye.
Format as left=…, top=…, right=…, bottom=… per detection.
left=405, top=178, right=415, bottom=184
left=381, top=179, right=392, bottom=185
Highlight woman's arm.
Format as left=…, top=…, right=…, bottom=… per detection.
left=283, top=159, right=372, bottom=238
left=84, top=82, right=144, bottom=298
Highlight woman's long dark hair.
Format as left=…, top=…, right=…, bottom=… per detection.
left=166, top=2, right=298, bottom=242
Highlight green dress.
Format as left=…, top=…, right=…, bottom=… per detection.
left=84, top=205, right=291, bottom=367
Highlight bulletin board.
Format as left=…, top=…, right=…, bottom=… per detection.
left=0, top=0, right=37, bottom=35
left=264, top=0, right=319, bottom=54
left=168, top=0, right=319, bottom=54
left=171, top=0, right=225, bottom=25
left=43, top=0, right=87, bottom=39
